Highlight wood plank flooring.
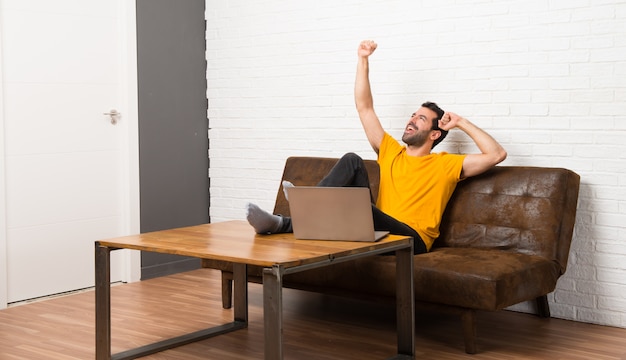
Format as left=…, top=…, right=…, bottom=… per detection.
left=1, top=268, right=625, bottom=359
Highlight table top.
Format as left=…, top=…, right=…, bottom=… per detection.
left=96, top=220, right=412, bottom=268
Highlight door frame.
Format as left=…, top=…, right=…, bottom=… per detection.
left=0, top=0, right=141, bottom=309
left=1, top=2, right=7, bottom=309
left=118, top=0, right=142, bottom=287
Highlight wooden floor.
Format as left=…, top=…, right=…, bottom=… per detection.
left=1, top=268, right=625, bottom=360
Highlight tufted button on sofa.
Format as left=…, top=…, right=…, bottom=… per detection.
left=203, top=156, right=580, bottom=354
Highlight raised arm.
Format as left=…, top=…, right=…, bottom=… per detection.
left=439, top=112, right=507, bottom=178
left=355, top=40, right=385, bottom=153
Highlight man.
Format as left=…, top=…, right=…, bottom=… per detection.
left=246, top=40, right=506, bottom=254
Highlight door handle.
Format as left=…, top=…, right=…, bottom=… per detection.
left=104, top=109, right=120, bottom=124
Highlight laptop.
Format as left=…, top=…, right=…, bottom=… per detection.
left=286, top=186, right=389, bottom=242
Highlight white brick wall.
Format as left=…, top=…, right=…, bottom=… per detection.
left=206, top=0, right=626, bottom=328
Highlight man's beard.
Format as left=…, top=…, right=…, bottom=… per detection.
left=402, top=129, right=429, bottom=147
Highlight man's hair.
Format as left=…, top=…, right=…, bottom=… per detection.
left=421, top=101, right=448, bottom=149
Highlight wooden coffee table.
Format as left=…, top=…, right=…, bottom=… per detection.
left=95, top=220, right=415, bottom=359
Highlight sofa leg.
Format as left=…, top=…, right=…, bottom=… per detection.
left=536, top=295, right=551, bottom=318
left=221, top=271, right=233, bottom=309
left=461, top=309, right=477, bottom=354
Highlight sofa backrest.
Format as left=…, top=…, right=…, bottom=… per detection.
left=273, top=157, right=580, bottom=275
left=273, top=156, right=380, bottom=217
left=437, top=166, right=580, bottom=275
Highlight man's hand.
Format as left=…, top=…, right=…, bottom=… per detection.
left=441, top=113, right=507, bottom=178
left=358, top=40, right=378, bottom=58
left=439, top=112, right=462, bottom=131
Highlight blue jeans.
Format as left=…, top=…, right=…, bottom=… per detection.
left=280, top=152, right=427, bottom=254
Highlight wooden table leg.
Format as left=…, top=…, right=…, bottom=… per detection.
left=263, top=265, right=284, bottom=360
left=232, top=263, right=248, bottom=324
left=395, top=245, right=415, bottom=358
left=95, top=248, right=248, bottom=360
left=95, top=243, right=112, bottom=360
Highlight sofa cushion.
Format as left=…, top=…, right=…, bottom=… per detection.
left=412, top=248, right=561, bottom=310
left=271, top=247, right=561, bottom=311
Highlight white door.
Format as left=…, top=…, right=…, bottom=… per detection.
left=0, top=0, right=140, bottom=305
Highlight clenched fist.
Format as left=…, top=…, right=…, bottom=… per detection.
left=358, top=40, right=378, bottom=58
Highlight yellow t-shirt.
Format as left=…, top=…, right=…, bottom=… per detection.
left=376, top=133, right=466, bottom=251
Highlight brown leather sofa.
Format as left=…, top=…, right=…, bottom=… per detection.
left=203, top=156, right=580, bottom=354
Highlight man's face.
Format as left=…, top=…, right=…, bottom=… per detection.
left=401, top=107, right=438, bottom=147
